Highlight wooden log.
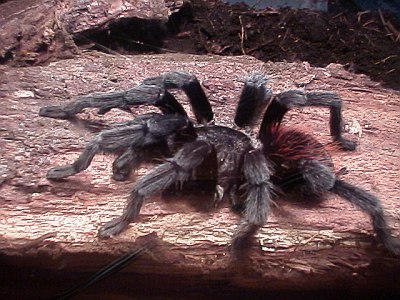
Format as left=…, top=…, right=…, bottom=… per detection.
left=0, top=53, right=399, bottom=299
left=0, top=0, right=183, bottom=65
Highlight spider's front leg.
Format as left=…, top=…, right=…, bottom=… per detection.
left=231, top=149, right=275, bottom=256
left=142, top=71, right=213, bottom=124
left=260, top=91, right=357, bottom=151
left=234, top=72, right=272, bottom=127
left=46, top=113, right=190, bottom=180
left=39, top=85, right=165, bottom=119
left=98, top=140, right=214, bottom=238
left=39, top=71, right=213, bottom=124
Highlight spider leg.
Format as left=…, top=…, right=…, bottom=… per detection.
left=231, top=149, right=275, bottom=255
left=112, top=140, right=173, bottom=182
left=46, top=113, right=191, bottom=180
left=111, top=149, right=144, bottom=182
left=291, top=159, right=399, bottom=255
left=259, top=90, right=356, bottom=150
left=297, top=159, right=336, bottom=197
left=142, top=71, right=213, bottom=124
left=331, top=180, right=400, bottom=255
left=234, top=73, right=272, bottom=127
left=39, top=83, right=186, bottom=119
left=98, top=140, right=214, bottom=238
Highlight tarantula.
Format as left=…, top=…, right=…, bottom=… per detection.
left=39, top=71, right=400, bottom=255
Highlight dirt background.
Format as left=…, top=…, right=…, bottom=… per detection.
left=1, top=0, right=399, bottom=90
left=75, top=0, right=400, bottom=90
left=175, top=0, right=400, bottom=90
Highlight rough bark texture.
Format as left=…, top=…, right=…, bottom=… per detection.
left=0, top=52, right=399, bottom=299
left=0, top=0, right=182, bottom=65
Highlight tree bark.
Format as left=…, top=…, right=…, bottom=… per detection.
left=0, top=0, right=183, bottom=65
left=0, top=53, right=399, bottom=299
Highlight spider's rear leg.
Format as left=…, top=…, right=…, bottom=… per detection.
left=260, top=91, right=357, bottom=151
left=282, top=159, right=336, bottom=198
left=98, top=140, right=214, bottom=238
left=46, top=113, right=191, bottom=180
left=231, top=149, right=275, bottom=256
left=287, top=159, right=400, bottom=255
left=142, top=71, right=213, bottom=124
left=331, top=180, right=400, bottom=255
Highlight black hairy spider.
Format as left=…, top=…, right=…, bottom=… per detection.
left=39, top=71, right=400, bottom=255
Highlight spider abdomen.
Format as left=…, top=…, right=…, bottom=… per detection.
left=264, top=125, right=333, bottom=185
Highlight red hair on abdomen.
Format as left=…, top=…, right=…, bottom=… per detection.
left=263, top=124, right=333, bottom=169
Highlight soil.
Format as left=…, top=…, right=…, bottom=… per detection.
left=1, top=0, right=399, bottom=89
left=163, top=0, right=400, bottom=90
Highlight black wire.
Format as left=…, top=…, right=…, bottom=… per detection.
left=54, top=245, right=150, bottom=300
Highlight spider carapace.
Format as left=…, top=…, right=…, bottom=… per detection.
left=39, top=71, right=399, bottom=255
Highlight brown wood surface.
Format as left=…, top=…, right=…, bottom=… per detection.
left=0, top=53, right=399, bottom=299
left=0, top=0, right=182, bottom=65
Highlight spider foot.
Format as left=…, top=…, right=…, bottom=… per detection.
left=39, top=106, right=72, bottom=119
left=98, top=217, right=129, bottom=238
left=112, top=156, right=135, bottom=181
left=229, top=221, right=260, bottom=259
left=112, top=172, right=130, bottom=182
left=46, top=165, right=76, bottom=180
left=229, top=233, right=261, bottom=261
left=383, top=237, right=400, bottom=256
left=337, top=138, right=357, bottom=151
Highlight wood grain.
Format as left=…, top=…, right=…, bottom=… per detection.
left=0, top=53, right=399, bottom=299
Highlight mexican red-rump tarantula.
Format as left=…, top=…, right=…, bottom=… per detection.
left=39, top=71, right=400, bottom=255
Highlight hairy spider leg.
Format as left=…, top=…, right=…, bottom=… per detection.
left=39, top=85, right=161, bottom=119
left=273, top=157, right=335, bottom=200
left=39, top=72, right=212, bottom=124
left=231, top=149, right=275, bottom=255
left=296, top=159, right=336, bottom=196
left=234, top=73, right=272, bottom=128
left=38, top=81, right=189, bottom=119
left=259, top=90, right=357, bottom=150
left=98, top=140, right=214, bottom=238
left=111, top=92, right=199, bottom=181
left=331, top=180, right=400, bottom=255
left=263, top=123, right=399, bottom=255
left=46, top=113, right=191, bottom=180
left=142, top=71, right=213, bottom=124
left=111, top=149, right=145, bottom=182
left=268, top=128, right=399, bottom=255
left=293, top=158, right=399, bottom=255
